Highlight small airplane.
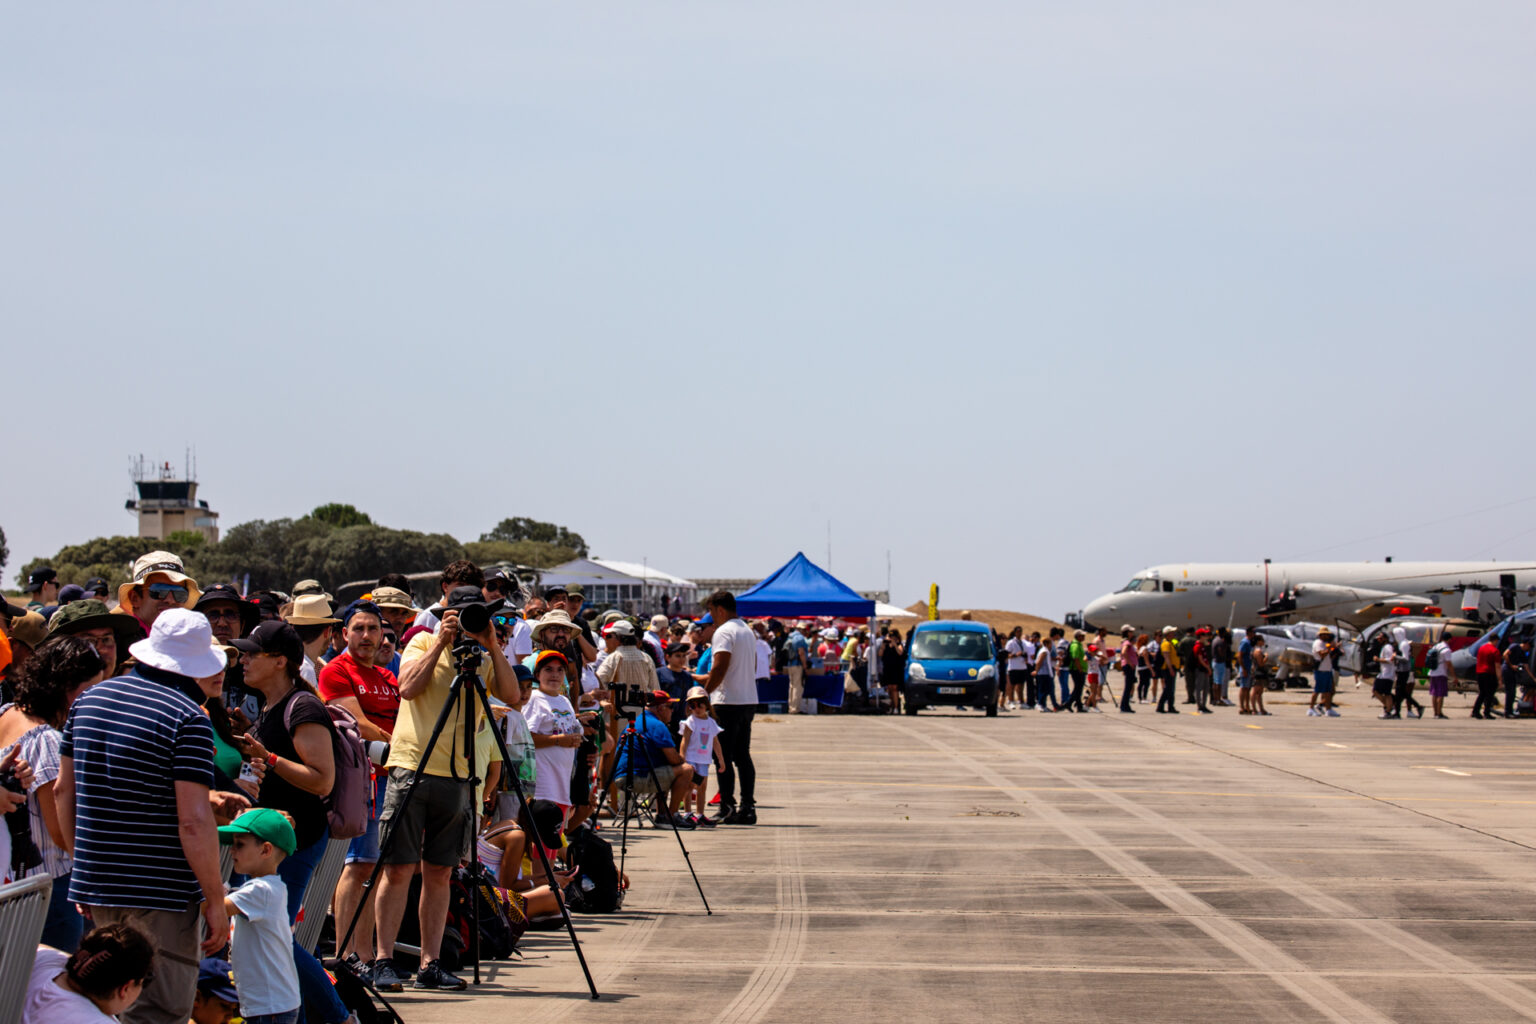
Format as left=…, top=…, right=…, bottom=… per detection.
left=1081, top=560, right=1536, bottom=633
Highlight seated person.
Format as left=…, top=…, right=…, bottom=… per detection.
left=476, top=798, right=579, bottom=918
left=611, top=690, right=694, bottom=828
left=191, top=959, right=241, bottom=1024
left=23, top=923, right=155, bottom=1023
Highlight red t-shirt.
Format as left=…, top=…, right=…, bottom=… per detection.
left=1474, top=641, right=1502, bottom=675
left=318, top=651, right=402, bottom=734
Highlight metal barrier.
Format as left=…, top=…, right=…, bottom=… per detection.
left=294, top=836, right=350, bottom=954
left=0, top=875, right=54, bottom=1024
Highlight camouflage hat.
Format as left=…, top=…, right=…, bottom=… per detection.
left=47, top=598, right=148, bottom=647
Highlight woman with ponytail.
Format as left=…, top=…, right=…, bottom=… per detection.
left=23, top=922, right=155, bottom=1022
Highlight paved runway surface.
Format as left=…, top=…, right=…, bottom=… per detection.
left=391, top=693, right=1536, bottom=1023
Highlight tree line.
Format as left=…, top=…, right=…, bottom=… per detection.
left=9, top=508, right=589, bottom=595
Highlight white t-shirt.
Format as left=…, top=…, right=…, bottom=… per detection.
left=300, top=657, right=318, bottom=688
left=504, top=618, right=533, bottom=661
left=227, top=874, right=301, bottom=1016
left=710, top=618, right=761, bottom=705
left=1312, top=639, right=1335, bottom=671
left=755, top=638, right=773, bottom=679
left=524, top=690, right=582, bottom=806
left=414, top=607, right=441, bottom=632
left=1004, top=638, right=1028, bottom=672
left=1429, top=641, right=1450, bottom=678
left=23, top=947, right=116, bottom=1024
left=1035, top=644, right=1054, bottom=675
left=679, top=714, right=722, bottom=770
left=1377, top=644, right=1398, bottom=681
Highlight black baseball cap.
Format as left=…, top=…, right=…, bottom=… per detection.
left=2, top=601, right=26, bottom=621
left=439, top=585, right=504, bottom=615
left=484, top=569, right=516, bottom=589
left=82, top=577, right=109, bottom=596
left=541, top=584, right=568, bottom=600
left=230, top=621, right=305, bottom=664
left=25, top=567, right=57, bottom=592
left=665, top=642, right=690, bottom=657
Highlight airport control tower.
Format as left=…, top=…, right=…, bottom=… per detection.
left=126, top=454, right=220, bottom=544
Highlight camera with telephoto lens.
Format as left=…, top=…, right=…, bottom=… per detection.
left=0, top=767, right=42, bottom=875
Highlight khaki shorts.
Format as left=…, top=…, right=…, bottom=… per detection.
left=378, top=767, right=473, bottom=868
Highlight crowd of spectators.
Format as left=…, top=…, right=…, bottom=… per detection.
left=0, top=553, right=784, bottom=1022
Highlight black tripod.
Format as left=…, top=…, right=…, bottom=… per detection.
left=335, top=639, right=600, bottom=1001
left=588, top=704, right=710, bottom=914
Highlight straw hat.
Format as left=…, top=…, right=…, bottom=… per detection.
left=117, top=551, right=202, bottom=610
left=531, top=609, right=579, bottom=640
left=284, top=594, right=340, bottom=626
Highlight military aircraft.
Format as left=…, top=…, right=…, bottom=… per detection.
left=1081, top=561, right=1536, bottom=633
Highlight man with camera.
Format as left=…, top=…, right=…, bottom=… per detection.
left=371, top=570, right=520, bottom=994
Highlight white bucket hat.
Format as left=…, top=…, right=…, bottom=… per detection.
left=531, top=609, right=580, bottom=640
left=128, top=608, right=229, bottom=679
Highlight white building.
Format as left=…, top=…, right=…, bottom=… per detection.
left=540, top=558, right=697, bottom=616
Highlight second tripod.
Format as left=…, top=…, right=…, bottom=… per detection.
left=589, top=696, right=710, bottom=914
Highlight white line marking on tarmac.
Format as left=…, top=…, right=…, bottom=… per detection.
left=1435, top=768, right=1472, bottom=776
left=1324, top=742, right=1348, bottom=748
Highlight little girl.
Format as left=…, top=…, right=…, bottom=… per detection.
left=678, top=686, right=723, bottom=828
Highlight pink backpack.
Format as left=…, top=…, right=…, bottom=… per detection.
left=284, top=697, right=371, bottom=839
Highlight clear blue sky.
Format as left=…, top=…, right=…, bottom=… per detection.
left=4, top=3, right=1534, bottom=613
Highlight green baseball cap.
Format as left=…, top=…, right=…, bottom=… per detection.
left=217, top=807, right=298, bottom=856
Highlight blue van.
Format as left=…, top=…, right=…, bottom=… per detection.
left=903, top=620, right=999, bottom=716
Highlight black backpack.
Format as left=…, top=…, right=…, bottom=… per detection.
left=1425, top=644, right=1442, bottom=670
left=562, top=824, right=622, bottom=913
left=441, top=863, right=527, bottom=969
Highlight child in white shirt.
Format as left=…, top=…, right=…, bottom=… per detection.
left=678, top=686, right=723, bottom=827
left=218, top=808, right=302, bottom=1024
left=524, top=650, right=584, bottom=820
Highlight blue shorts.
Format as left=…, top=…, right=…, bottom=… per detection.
left=688, top=762, right=710, bottom=782
left=346, top=775, right=390, bottom=865
left=1313, top=671, right=1335, bottom=694
left=1237, top=672, right=1252, bottom=689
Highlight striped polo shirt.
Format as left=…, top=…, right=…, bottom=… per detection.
left=60, top=670, right=215, bottom=910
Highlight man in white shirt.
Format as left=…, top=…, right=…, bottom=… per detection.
left=699, top=590, right=760, bottom=825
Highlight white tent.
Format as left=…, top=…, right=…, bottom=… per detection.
left=874, top=601, right=918, bottom=619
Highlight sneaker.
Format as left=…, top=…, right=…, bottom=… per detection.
left=1326, top=708, right=1340, bottom=717
left=414, top=959, right=467, bottom=991
left=1378, top=712, right=1393, bottom=719
left=655, top=812, right=696, bottom=830
left=732, top=806, right=757, bottom=825
left=1306, top=708, right=1321, bottom=717
left=694, top=813, right=717, bottom=829
left=1120, top=707, right=1136, bottom=713
left=711, top=804, right=736, bottom=823
left=370, top=959, right=404, bottom=993
left=1089, top=705, right=1103, bottom=713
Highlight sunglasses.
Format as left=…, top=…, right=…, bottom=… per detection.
left=147, top=583, right=189, bottom=602
left=203, top=608, right=243, bottom=621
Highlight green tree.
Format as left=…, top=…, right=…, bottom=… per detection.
left=17, top=535, right=150, bottom=591
left=305, top=503, right=373, bottom=529
left=479, top=517, right=588, bottom=556
left=0, top=524, right=8, bottom=579
left=464, top=539, right=580, bottom=569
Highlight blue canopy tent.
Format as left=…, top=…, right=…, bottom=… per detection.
left=735, top=552, right=876, bottom=620
left=736, top=553, right=876, bottom=709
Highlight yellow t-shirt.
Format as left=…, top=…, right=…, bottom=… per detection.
left=389, top=630, right=497, bottom=779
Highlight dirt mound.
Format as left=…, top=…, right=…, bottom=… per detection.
left=901, top=604, right=1067, bottom=636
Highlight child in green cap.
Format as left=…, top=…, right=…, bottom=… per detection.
left=218, top=808, right=302, bottom=1024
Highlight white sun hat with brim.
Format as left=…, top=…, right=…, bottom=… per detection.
left=118, top=551, right=202, bottom=610
left=284, top=594, right=341, bottom=626
left=128, top=608, right=229, bottom=679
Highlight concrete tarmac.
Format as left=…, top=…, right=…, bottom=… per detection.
left=387, top=693, right=1536, bottom=1023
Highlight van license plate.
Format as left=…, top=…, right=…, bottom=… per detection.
left=937, top=686, right=965, bottom=695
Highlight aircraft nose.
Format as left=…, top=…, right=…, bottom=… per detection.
left=1082, top=594, right=1119, bottom=630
